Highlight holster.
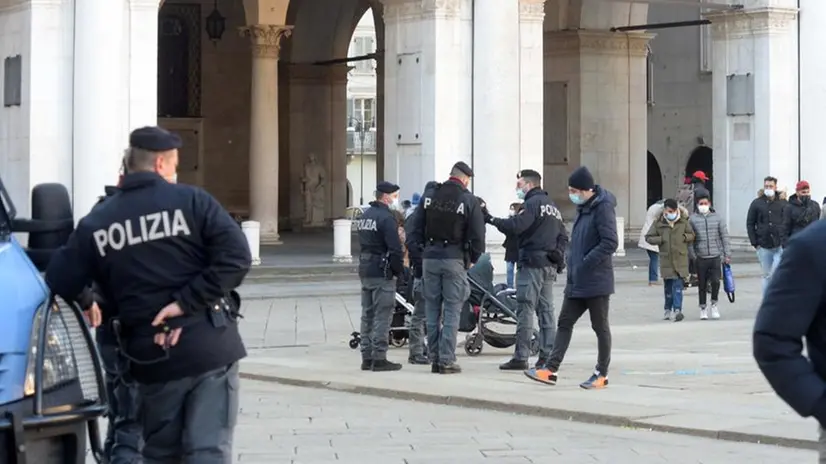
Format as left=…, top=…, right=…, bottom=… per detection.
left=207, top=291, right=243, bottom=328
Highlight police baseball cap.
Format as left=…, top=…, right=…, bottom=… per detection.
left=376, top=181, right=400, bottom=194
left=452, top=161, right=473, bottom=177
left=129, top=126, right=183, bottom=152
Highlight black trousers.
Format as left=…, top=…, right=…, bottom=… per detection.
left=696, top=257, right=722, bottom=306
left=547, top=296, right=612, bottom=376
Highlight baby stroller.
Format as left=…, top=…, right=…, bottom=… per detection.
left=349, top=268, right=415, bottom=349
left=460, top=254, right=540, bottom=357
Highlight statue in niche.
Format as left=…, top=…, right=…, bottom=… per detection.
left=301, top=152, right=326, bottom=226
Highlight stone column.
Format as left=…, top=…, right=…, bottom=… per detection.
left=328, top=65, right=351, bottom=220
left=473, top=0, right=520, bottom=225
left=518, top=0, right=544, bottom=171
left=800, top=0, right=826, bottom=203
left=381, top=0, right=473, bottom=198
left=240, top=25, right=292, bottom=244
left=544, top=30, right=653, bottom=227
left=128, top=0, right=160, bottom=128
left=73, top=0, right=127, bottom=221
left=704, top=6, right=798, bottom=242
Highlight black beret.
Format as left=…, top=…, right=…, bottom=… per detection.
left=129, top=126, right=183, bottom=152
left=452, top=161, right=474, bottom=177
left=518, top=169, right=542, bottom=180
left=376, top=181, right=400, bottom=194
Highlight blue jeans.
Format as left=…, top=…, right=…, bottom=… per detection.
left=664, top=278, right=684, bottom=311
left=646, top=250, right=659, bottom=283
left=506, top=261, right=516, bottom=288
left=98, top=337, right=142, bottom=463
left=756, top=247, right=783, bottom=294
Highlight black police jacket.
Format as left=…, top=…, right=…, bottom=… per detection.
left=408, top=178, right=486, bottom=262
left=356, top=201, right=404, bottom=279
left=45, top=172, right=252, bottom=384
left=491, top=188, right=568, bottom=269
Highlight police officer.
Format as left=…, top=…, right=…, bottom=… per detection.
left=484, top=169, right=568, bottom=371
left=408, top=162, right=486, bottom=374
left=357, top=181, right=405, bottom=372
left=406, top=181, right=440, bottom=365
left=45, top=126, right=251, bottom=463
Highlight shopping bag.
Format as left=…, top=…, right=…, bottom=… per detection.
left=723, top=263, right=735, bottom=302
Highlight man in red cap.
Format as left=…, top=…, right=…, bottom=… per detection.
left=783, top=180, right=820, bottom=244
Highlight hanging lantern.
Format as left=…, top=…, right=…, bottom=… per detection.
left=205, top=0, right=226, bottom=43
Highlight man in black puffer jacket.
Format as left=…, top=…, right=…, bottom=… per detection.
left=783, top=180, right=820, bottom=244
left=746, top=175, right=788, bottom=294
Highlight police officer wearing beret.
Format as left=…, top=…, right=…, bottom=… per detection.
left=408, top=162, right=486, bottom=374
left=357, top=181, right=405, bottom=372
left=45, top=126, right=251, bottom=463
left=484, top=169, right=568, bottom=371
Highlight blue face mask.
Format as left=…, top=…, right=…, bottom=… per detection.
left=665, top=212, right=678, bottom=221
left=516, top=189, right=526, bottom=200
left=569, top=193, right=584, bottom=205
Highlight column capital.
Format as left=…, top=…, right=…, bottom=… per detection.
left=704, top=7, right=797, bottom=40
left=239, top=24, right=294, bottom=59
left=544, top=30, right=655, bottom=57
left=519, top=0, right=544, bottom=22
left=381, top=0, right=469, bottom=23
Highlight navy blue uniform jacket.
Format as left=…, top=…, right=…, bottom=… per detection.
left=45, top=172, right=251, bottom=383
left=565, top=186, right=618, bottom=298
left=490, top=188, right=568, bottom=268
left=754, top=220, right=826, bottom=426
left=357, top=201, right=404, bottom=278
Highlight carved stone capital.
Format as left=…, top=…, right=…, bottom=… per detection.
left=382, top=0, right=469, bottom=23
left=239, top=24, right=294, bottom=59
left=704, top=7, right=797, bottom=40
left=545, top=30, right=654, bottom=57
left=519, top=0, right=544, bottom=22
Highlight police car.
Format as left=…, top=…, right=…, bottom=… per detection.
left=0, top=179, right=107, bottom=463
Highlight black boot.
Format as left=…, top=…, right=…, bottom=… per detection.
left=438, top=363, right=462, bottom=374
left=371, top=359, right=402, bottom=372
left=499, top=359, right=529, bottom=370
left=408, top=355, right=429, bottom=365
left=361, top=359, right=372, bottom=371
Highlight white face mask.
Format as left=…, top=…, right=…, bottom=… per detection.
left=164, top=173, right=178, bottom=184
left=391, top=197, right=400, bottom=209
left=698, top=204, right=710, bottom=214
left=764, top=188, right=775, bottom=198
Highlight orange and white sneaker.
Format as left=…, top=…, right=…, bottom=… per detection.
left=580, top=372, right=608, bottom=390
left=524, top=367, right=558, bottom=385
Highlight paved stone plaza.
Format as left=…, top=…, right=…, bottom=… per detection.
left=236, top=264, right=819, bottom=453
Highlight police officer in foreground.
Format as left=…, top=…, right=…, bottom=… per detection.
left=357, top=181, right=405, bottom=372
left=484, top=169, right=567, bottom=371
left=408, top=162, right=486, bottom=374
left=45, top=126, right=251, bottom=463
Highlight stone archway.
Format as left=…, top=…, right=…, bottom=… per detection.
left=647, top=151, right=663, bottom=207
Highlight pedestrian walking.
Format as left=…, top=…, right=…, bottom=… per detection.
left=525, top=166, right=617, bottom=389
left=45, top=126, right=251, bottom=463
left=356, top=181, right=406, bottom=372
left=639, top=200, right=664, bottom=286
left=689, top=193, right=730, bottom=320
left=746, top=175, right=788, bottom=293
left=503, top=201, right=523, bottom=289
left=783, top=180, right=820, bottom=241
left=485, top=170, right=568, bottom=371
left=407, top=162, right=486, bottom=374
left=645, top=199, right=694, bottom=321
left=753, top=220, right=826, bottom=462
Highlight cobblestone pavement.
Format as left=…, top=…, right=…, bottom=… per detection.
left=233, top=380, right=813, bottom=464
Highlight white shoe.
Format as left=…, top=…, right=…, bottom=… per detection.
left=710, top=304, right=720, bottom=320
left=700, top=308, right=708, bottom=320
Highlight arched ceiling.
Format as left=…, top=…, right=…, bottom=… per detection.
left=544, top=0, right=649, bottom=32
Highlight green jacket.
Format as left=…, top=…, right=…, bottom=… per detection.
left=644, top=207, right=695, bottom=279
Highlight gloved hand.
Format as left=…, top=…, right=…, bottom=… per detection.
left=482, top=208, right=494, bottom=224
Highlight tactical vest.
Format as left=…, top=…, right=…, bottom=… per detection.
left=424, top=183, right=466, bottom=245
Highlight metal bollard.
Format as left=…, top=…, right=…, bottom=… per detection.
left=614, top=216, right=626, bottom=257
left=241, top=221, right=261, bottom=265
left=332, top=219, right=353, bottom=263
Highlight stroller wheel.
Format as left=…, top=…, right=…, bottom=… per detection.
left=348, top=333, right=361, bottom=349
left=464, top=333, right=483, bottom=357
left=390, top=336, right=407, bottom=348
left=529, top=330, right=540, bottom=357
